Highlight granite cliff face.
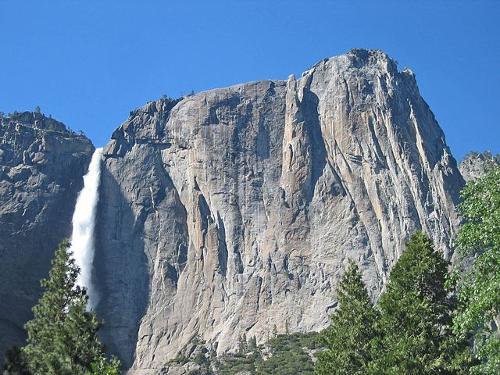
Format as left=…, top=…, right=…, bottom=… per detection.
left=459, top=151, right=499, bottom=182
left=0, top=112, right=94, bottom=359
left=96, top=49, right=464, bottom=373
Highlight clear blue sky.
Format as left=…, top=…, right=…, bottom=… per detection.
left=1, top=0, right=498, bottom=160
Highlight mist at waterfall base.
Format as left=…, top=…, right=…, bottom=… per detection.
left=70, top=148, right=103, bottom=310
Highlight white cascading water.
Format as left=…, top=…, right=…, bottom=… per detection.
left=70, top=147, right=103, bottom=310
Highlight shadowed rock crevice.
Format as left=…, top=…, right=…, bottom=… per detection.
left=216, top=212, right=229, bottom=276
left=301, top=89, right=326, bottom=203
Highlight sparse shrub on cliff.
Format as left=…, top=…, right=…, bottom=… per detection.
left=86, top=355, right=121, bottom=375
left=215, top=332, right=319, bottom=375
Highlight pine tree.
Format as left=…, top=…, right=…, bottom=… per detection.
left=315, top=260, right=379, bottom=375
left=3, top=346, right=30, bottom=375
left=375, top=232, right=466, bottom=374
left=21, top=240, right=118, bottom=375
left=454, top=166, right=500, bottom=374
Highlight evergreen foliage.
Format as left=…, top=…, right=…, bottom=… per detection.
left=216, top=332, right=319, bottom=375
left=3, top=347, right=29, bottom=375
left=315, top=260, right=379, bottom=375
left=255, top=333, right=317, bottom=374
left=19, top=240, right=119, bottom=375
left=455, top=166, right=500, bottom=374
left=375, top=232, right=466, bottom=374
left=86, top=355, right=121, bottom=375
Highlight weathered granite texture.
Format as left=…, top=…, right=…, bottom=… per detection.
left=0, top=112, right=94, bottom=360
left=459, top=151, right=499, bottom=182
left=96, top=49, right=464, bottom=373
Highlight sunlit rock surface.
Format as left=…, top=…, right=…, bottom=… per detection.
left=96, top=49, right=464, bottom=373
left=459, top=151, right=499, bottom=182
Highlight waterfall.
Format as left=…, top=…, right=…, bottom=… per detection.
left=70, top=147, right=103, bottom=310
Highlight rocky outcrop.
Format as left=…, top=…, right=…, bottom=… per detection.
left=459, top=151, right=499, bottom=182
left=0, top=112, right=94, bottom=359
left=96, top=49, right=464, bottom=373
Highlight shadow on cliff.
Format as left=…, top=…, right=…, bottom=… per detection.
left=303, top=89, right=327, bottom=202
left=93, top=166, right=149, bottom=370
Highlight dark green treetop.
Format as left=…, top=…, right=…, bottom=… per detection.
left=21, top=240, right=119, bottom=375
left=315, top=260, right=379, bottom=375
left=375, top=232, right=469, bottom=374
